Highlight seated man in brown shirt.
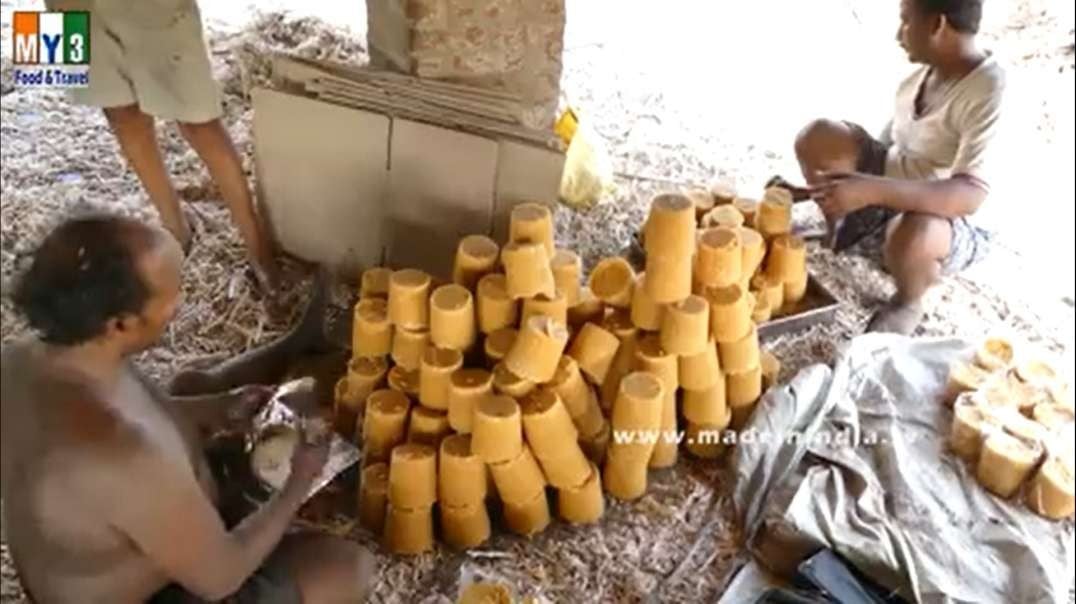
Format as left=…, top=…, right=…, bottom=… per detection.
left=1, top=215, right=374, bottom=603
left=775, top=0, right=1004, bottom=334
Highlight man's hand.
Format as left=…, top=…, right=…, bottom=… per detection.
left=222, top=385, right=275, bottom=432
left=286, top=430, right=330, bottom=491
left=810, top=171, right=886, bottom=219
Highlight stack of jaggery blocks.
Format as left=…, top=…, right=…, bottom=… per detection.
left=944, top=336, right=1075, bottom=521
left=338, top=194, right=788, bottom=555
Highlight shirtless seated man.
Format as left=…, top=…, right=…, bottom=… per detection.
left=774, top=0, right=1004, bottom=335
left=1, top=214, right=374, bottom=603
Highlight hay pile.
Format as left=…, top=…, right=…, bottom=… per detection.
left=1, top=8, right=1072, bottom=604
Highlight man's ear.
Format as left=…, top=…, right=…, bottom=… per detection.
left=935, top=13, right=950, bottom=36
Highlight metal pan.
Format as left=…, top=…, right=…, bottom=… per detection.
left=758, top=274, right=840, bottom=340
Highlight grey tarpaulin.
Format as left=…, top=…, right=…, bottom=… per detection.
left=722, top=334, right=1074, bottom=604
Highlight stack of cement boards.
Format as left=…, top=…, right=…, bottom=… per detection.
left=252, top=54, right=566, bottom=279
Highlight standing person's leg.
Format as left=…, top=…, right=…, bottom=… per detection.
left=177, top=119, right=278, bottom=288
left=124, top=1, right=279, bottom=289
left=104, top=105, right=192, bottom=251
left=65, top=13, right=193, bottom=251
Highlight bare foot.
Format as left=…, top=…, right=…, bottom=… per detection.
left=866, top=299, right=925, bottom=335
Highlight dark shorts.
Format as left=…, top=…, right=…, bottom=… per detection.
left=148, top=551, right=301, bottom=604
left=837, top=121, right=991, bottom=275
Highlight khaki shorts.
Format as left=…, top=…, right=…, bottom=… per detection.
left=67, top=0, right=222, bottom=123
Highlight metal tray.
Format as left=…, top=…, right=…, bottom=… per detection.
left=758, top=274, right=840, bottom=340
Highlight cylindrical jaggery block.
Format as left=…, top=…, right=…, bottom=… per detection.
left=943, top=361, right=989, bottom=406
left=567, top=287, right=604, bottom=332
left=660, top=295, right=710, bottom=356
left=684, top=418, right=731, bottom=459
left=703, top=205, right=745, bottom=229
left=476, top=274, right=519, bottom=335
left=685, top=187, right=715, bottom=221
left=472, top=395, right=523, bottom=463
left=707, top=283, right=752, bottom=343
left=644, top=253, right=693, bottom=304
left=718, top=323, right=760, bottom=374
left=766, top=235, right=807, bottom=284
left=633, top=334, right=679, bottom=391
left=509, top=202, right=555, bottom=259
left=710, top=180, right=737, bottom=206
left=387, top=366, right=420, bottom=398
left=448, top=368, right=493, bottom=433
left=751, top=273, right=784, bottom=318
left=1033, top=403, right=1075, bottom=432
left=649, top=388, right=679, bottom=469
left=407, top=406, right=451, bottom=448
left=551, top=249, right=583, bottom=307
left=757, top=188, right=793, bottom=234
left=679, top=342, right=721, bottom=391
left=976, top=431, right=1043, bottom=498
left=358, top=462, right=389, bottom=533
left=453, top=235, right=500, bottom=291
left=568, top=322, right=621, bottom=385
left=733, top=197, right=759, bottom=227
left=347, top=356, right=390, bottom=406
left=550, top=356, right=593, bottom=421
left=360, top=267, right=392, bottom=300
left=611, top=372, right=664, bottom=434
left=1026, top=456, right=1075, bottom=520
left=630, top=272, right=665, bottom=331
left=503, top=490, right=551, bottom=537
left=602, top=447, right=649, bottom=501
left=501, top=241, right=555, bottom=300
left=520, top=388, right=578, bottom=454
left=352, top=298, right=392, bottom=358
left=727, top=365, right=763, bottom=408
left=695, top=227, right=742, bottom=288
left=751, top=293, right=772, bottom=323
left=483, top=327, right=517, bottom=368
left=334, top=379, right=360, bottom=442
left=384, top=504, right=434, bottom=555
left=645, top=193, right=697, bottom=257
left=439, top=434, right=488, bottom=506
left=783, top=272, right=808, bottom=310
left=440, top=503, right=491, bottom=550
left=557, top=463, right=605, bottom=524
left=537, top=443, right=593, bottom=489
left=739, top=227, right=766, bottom=281
left=430, top=284, right=476, bottom=352
left=362, top=389, right=410, bottom=461
left=950, top=395, right=997, bottom=462
left=589, top=257, right=636, bottom=309
left=492, top=362, right=536, bottom=398
left=521, top=291, right=568, bottom=327
left=580, top=419, right=611, bottom=465
left=388, top=269, right=431, bottom=329
left=1015, top=358, right=1058, bottom=389
left=683, top=378, right=728, bottom=426
left=975, top=337, right=1014, bottom=372
left=504, top=315, right=569, bottom=383
left=599, top=327, right=639, bottom=413
left=489, top=444, right=547, bottom=504
left=419, top=346, right=463, bottom=410
left=388, top=443, right=437, bottom=508
left=391, top=326, right=429, bottom=371
left=760, top=350, right=781, bottom=392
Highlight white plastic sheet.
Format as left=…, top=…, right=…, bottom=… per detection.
left=725, top=335, right=1074, bottom=604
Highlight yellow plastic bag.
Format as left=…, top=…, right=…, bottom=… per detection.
left=558, top=109, right=615, bottom=209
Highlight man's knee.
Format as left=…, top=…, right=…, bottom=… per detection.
left=103, top=103, right=149, bottom=127
left=883, top=212, right=952, bottom=271
left=283, top=535, right=377, bottom=602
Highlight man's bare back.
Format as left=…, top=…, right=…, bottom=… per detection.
left=2, top=215, right=373, bottom=603
left=1, top=338, right=219, bottom=602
